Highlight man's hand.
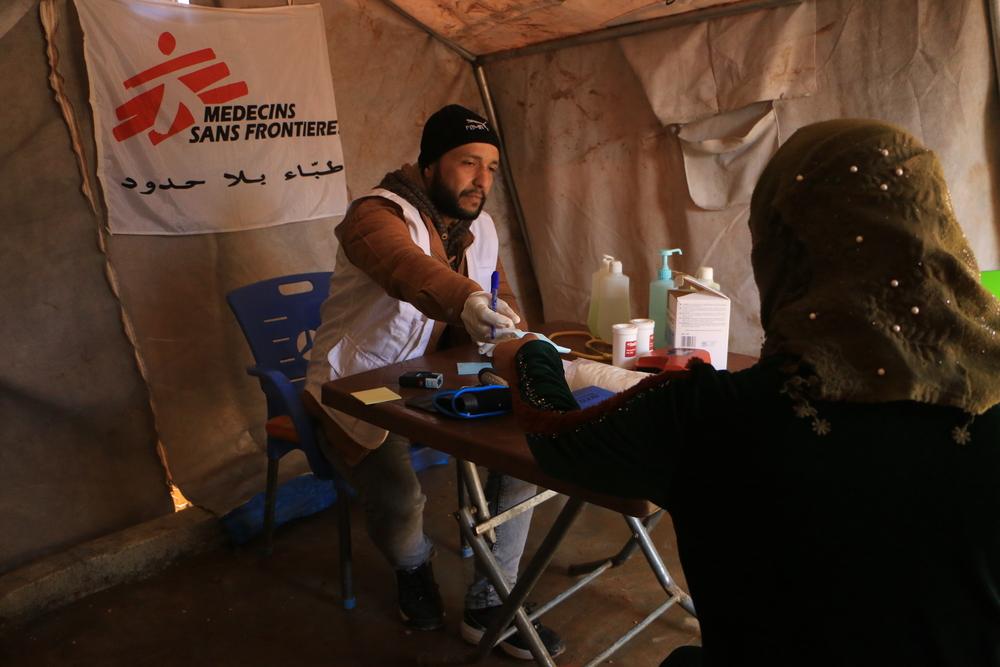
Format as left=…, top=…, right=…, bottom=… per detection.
left=461, top=291, right=520, bottom=343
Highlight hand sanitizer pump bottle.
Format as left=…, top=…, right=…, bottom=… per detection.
left=598, top=260, right=631, bottom=342
left=649, top=248, right=682, bottom=349
left=587, top=254, right=614, bottom=338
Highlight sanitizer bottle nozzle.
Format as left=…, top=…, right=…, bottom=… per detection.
left=658, top=248, right=683, bottom=282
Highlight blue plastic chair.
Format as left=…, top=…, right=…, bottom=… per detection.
left=227, top=272, right=453, bottom=605
left=226, top=272, right=356, bottom=609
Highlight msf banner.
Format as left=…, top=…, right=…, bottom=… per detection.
left=76, top=0, right=348, bottom=235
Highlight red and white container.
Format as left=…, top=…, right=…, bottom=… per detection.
left=630, top=318, right=655, bottom=356
left=612, top=323, right=639, bottom=369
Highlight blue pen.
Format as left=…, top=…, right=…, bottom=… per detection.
left=489, top=270, right=500, bottom=339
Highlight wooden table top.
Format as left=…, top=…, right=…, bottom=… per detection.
left=321, top=324, right=757, bottom=518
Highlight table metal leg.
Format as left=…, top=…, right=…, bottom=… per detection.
left=582, top=597, right=680, bottom=667
left=624, top=514, right=696, bottom=617
left=457, top=462, right=473, bottom=558
left=455, top=506, right=549, bottom=665
left=456, top=497, right=585, bottom=666
left=474, top=490, right=558, bottom=537
left=458, top=459, right=496, bottom=544
left=567, top=510, right=665, bottom=575
left=451, top=461, right=693, bottom=665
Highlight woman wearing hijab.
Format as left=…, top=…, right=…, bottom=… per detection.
left=493, top=119, right=1000, bottom=666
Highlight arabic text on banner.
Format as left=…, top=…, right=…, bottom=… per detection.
left=76, top=0, right=348, bottom=235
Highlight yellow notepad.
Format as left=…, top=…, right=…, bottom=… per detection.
left=351, top=387, right=402, bottom=405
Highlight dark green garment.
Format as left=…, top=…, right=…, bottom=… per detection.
left=513, top=340, right=1000, bottom=667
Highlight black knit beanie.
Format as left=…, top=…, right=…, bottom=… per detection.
left=417, top=105, right=501, bottom=169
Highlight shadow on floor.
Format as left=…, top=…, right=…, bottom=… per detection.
left=0, top=463, right=701, bottom=666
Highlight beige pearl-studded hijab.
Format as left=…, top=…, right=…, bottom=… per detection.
left=749, top=119, right=1000, bottom=415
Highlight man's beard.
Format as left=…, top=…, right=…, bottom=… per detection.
left=427, top=172, right=486, bottom=220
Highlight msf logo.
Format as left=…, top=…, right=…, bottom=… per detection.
left=113, top=31, right=249, bottom=146
left=465, top=118, right=489, bottom=131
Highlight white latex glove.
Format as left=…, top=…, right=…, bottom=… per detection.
left=478, top=330, right=572, bottom=358
left=461, top=291, right=520, bottom=343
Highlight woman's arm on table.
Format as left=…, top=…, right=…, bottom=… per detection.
left=493, top=338, right=695, bottom=505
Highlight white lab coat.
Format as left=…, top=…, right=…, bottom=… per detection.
left=305, top=189, right=498, bottom=448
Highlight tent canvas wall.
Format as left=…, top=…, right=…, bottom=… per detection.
left=2, top=0, right=997, bottom=580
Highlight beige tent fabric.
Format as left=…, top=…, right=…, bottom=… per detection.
left=99, top=0, right=539, bottom=513
left=390, top=0, right=752, bottom=55
left=772, top=0, right=1000, bottom=272
left=620, top=20, right=717, bottom=125
left=710, top=1, right=816, bottom=113
left=607, top=0, right=772, bottom=27
left=1, top=2, right=173, bottom=573
left=0, top=0, right=35, bottom=40
left=677, top=101, right=779, bottom=210
left=4, top=0, right=537, bottom=526
left=620, top=1, right=816, bottom=125
left=1, top=0, right=996, bottom=571
left=486, top=0, right=999, bottom=363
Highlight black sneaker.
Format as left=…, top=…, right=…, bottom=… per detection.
left=395, top=561, right=444, bottom=631
left=460, top=604, right=566, bottom=660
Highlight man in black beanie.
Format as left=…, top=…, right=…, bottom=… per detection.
left=304, top=104, right=565, bottom=660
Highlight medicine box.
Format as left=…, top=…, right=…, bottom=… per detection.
left=668, top=277, right=731, bottom=370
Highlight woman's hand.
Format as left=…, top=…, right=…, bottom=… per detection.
left=491, top=334, right=538, bottom=387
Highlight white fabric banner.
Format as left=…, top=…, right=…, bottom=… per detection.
left=76, top=0, right=348, bottom=235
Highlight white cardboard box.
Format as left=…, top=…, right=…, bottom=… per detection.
left=668, top=277, right=731, bottom=370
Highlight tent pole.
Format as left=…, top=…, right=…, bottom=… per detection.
left=989, top=0, right=1000, bottom=103
left=478, top=0, right=802, bottom=64
left=379, top=0, right=475, bottom=62
left=473, top=63, right=534, bottom=261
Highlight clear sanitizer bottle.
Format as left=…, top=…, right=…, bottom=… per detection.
left=587, top=254, right=614, bottom=338
left=649, top=248, right=682, bottom=349
left=598, top=260, right=631, bottom=342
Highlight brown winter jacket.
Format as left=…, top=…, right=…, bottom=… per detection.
left=334, top=164, right=525, bottom=351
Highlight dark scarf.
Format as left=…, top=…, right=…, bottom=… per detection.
left=749, top=119, right=1000, bottom=415
left=378, top=167, right=473, bottom=270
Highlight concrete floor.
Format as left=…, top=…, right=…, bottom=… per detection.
left=0, top=463, right=700, bottom=666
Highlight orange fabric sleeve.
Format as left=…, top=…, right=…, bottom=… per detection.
left=335, top=197, right=482, bottom=323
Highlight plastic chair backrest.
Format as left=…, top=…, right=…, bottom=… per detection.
left=983, top=270, right=1000, bottom=300
left=226, top=272, right=332, bottom=387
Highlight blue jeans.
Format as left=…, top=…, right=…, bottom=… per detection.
left=337, top=432, right=537, bottom=610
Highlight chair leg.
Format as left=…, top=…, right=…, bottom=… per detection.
left=263, top=456, right=278, bottom=556
left=337, top=484, right=356, bottom=610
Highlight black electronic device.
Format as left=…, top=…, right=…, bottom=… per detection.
left=399, top=370, right=444, bottom=389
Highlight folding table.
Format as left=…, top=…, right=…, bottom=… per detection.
left=321, top=338, right=756, bottom=665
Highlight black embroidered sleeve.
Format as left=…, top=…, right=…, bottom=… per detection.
left=514, top=341, right=578, bottom=412
left=511, top=340, right=687, bottom=505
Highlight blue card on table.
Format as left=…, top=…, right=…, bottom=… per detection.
left=571, top=385, right=615, bottom=409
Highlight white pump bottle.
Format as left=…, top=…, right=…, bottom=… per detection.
left=597, top=260, right=631, bottom=342
left=587, top=255, right=614, bottom=338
